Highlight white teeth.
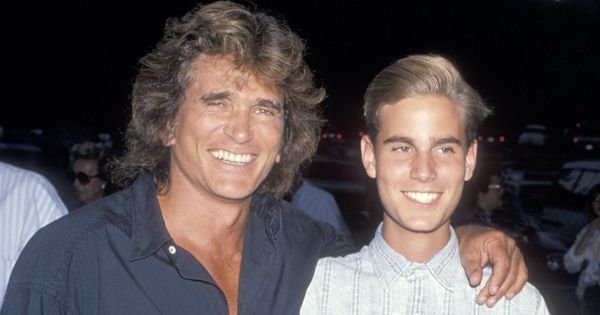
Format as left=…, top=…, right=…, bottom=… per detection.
left=210, top=150, right=252, bottom=164
left=403, top=191, right=440, bottom=204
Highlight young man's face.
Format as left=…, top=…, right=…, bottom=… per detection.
left=361, top=94, right=477, bottom=235
left=165, top=54, right=284, bottom=203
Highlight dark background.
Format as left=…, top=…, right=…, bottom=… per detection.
left=3, top=0, right=599, bottom=140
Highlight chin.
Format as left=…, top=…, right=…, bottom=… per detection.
left=214, top=187, right=256, bottom=201
left=403, top=220, right=446, bottom=234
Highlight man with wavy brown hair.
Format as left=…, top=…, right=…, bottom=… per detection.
left=3, top=3, right=526, bottom=315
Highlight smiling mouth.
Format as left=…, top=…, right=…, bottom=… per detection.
left=209, top=149, right=254, bottom=165
left=403, top=191, right=441, bottom=204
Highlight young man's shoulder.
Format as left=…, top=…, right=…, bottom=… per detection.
left=475, top=267, right=548, bottom=313
left=312, top=245, right=373, bottom=276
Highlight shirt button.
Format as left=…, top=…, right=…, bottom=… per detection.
left=168, top=245, right=177, bottom=254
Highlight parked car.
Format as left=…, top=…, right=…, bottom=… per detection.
left=517, top=124, right=548, bottom=146
left=508, top=160, right=600, bottom=252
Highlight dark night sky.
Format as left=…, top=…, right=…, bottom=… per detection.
left=3, top=0, right=600, bottom=140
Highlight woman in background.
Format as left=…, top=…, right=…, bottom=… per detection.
left=68, top=141, right=111, bottom=209
left=563, top=185, right=600, bottom=314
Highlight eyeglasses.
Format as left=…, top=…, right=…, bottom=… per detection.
left=488, top=184, right=502, bottom=190
left=69, top=171, right=101, bottom=185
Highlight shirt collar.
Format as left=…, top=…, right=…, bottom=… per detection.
left=128, top=174, right=283, bottom=261
left=368, top=223, right=459, bottom=291
left=129, top=174, right=172, bottom=261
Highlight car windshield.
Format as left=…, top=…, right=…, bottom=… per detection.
left=556, top=161, right=600, bottom=195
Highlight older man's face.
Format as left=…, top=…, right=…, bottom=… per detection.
left=165, top=54, right=284, bottom=203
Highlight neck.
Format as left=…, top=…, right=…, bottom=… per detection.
left=157, top=175, right=251, bottom=248
left=381, top=217, right=450, bottom=263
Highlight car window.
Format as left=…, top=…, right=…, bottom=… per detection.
left=557, top=168, right=600, bottom=195
left=575, top=170, right=600, bottom=195
left=557, top=169, right=581, bottom=193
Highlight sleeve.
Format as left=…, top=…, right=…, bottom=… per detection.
left=32, top=175, right=68, bottom=226
left=1, top=287, right=66, bottom=315
left=17, top=173, right=67, bottom=254
left=563, top=225, right=589, bottom=273
left=319, top=222, right=355, bottom=258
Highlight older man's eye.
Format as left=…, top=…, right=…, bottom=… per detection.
left=207, top=101, right=225, bottom=107
left=255, top=107, right=274, bottom=115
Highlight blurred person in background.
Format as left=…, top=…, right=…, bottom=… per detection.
left=563, top=185, right=600, bottom=314
left=0, top=161, right=67, bottom=306
left=285, top=171, right=353, bottom=243
left=68, top=141, right=112, bottom=209
left=452, top=159, right=534, bottom=244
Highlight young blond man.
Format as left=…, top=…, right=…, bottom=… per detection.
left=301, top=55, right=548, bottom=314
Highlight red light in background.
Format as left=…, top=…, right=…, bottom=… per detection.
left=499, top=136, right=505, bottom=143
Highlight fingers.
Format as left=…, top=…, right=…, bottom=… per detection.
left=506, top=248, right=528, bottom=299
left=475, top=233, right=513, bottom=306
left=456, top=224, right=489, bottom=287
left=486, top=249, right=520, bottom=307
left=463, top=255, right=483, bottom=287
left=475, top=251, right=509, bottom=306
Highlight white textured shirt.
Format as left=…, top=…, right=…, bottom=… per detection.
left=563, top=223, right=600, bottom=297
left=301, top=224, right=549, bottom=315
left=0, top=161, right=67, bottom=306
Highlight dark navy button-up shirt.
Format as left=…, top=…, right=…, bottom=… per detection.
left=1, top=174, right=353, bottom=314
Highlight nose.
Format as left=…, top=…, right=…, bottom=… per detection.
left=409, top=153, right=437, bottom=182
left=224, top=109, right=253, bottom=144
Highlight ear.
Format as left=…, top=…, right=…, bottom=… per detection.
left=464, top=140, right=478, bottom=181
left=361, top=135, right=377, bottom=178
left=162, top=120, right=177, bottom=147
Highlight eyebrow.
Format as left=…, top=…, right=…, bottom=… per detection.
left=382, top=135, right=414, bottom=146
left=201, top=91, right=231, bottom=102
left=200, top=92, right=282, bottom=112
left=382, top=135, right=463, bottom=146
left=433, top=136, right=463, bottom=147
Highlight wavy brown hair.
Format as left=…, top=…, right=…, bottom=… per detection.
left=112, top=1, right=325, bottom=198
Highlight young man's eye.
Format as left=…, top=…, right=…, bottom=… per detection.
left=392, top=145, right=411, bottom=153
left=439, top=146, right=455, bottom=154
